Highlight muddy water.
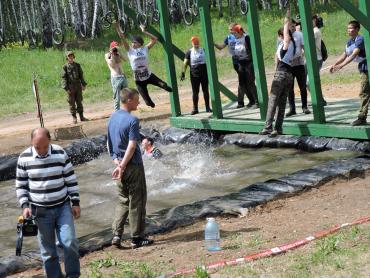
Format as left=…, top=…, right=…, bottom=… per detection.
left=0, top=144, right=358, bottom=258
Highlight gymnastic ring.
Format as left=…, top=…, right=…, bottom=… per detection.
left=183, top=9, right=193, bottom=26
left=240, top=0, right=248, bottom=15
left=79, top=22, right=87, bottom=38
left=118, top=16, right=127, bottom=34
left=52, top=28, right=64, bottom=46
left=152, top=10, right=160, bottom=23
left=27, top=30, right=37, bottom=49
left=102, top=11, right=116, bottom=29
left=136, top=13, right=147, bottom=27
left=0, top=29, right=4, bottom=44
left=192, top=3, right=199, bottom=17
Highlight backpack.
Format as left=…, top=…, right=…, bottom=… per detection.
left=321, top=40, right=328, bottom=62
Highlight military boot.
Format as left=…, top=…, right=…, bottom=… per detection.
left=79, top=112, right=89, bottom=122
left=72, top=114, right=78, bottom=124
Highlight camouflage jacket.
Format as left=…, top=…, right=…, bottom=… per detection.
left=61, top=62, right=87, bottom=90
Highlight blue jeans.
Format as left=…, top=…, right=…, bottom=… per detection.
left=32, top=202, right=80, bottom=278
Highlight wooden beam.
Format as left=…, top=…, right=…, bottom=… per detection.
left=298, top=0, right=326, bottom=123
left=246, top=0, right=269, bottom=120
left=170, top=117, right=370, bottom=140
left=198, top=0, right=223, bottom=118
left=335, top=0, right=370, bottom=32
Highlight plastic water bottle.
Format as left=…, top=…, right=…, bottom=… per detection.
left=205, top=218, right=221, bottom=251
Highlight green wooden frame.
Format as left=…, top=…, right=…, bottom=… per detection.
left=120, top=0, right=370, bottom=140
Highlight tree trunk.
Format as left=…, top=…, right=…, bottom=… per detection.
left=91, top=0, right=99, bottom=38
left=40, top=0, right=53, bottom=47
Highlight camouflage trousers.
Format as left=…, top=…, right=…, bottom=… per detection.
left=67, top=84, right=83, bottom=116
left=264, top=71, right=293, bottom=133
left=358, top=73, right=370, bottom=120
left=111, top=75, right=128, bottom=111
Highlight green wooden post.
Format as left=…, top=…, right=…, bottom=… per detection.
left=359, top=0, right=370, bottom=86
left=198, top=0, right=223, bottom=119
left=335, top=0, right=370, bottom=32
left=298, top=0, right=326, bottom=123
left=156, top=0, right=181, bottom=116
left=246, top=0, right=269, bottom=120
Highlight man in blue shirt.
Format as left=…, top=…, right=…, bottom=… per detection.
left=107, top=87, right=153, bottom=248
left=330, top=20, right=369, bottom=126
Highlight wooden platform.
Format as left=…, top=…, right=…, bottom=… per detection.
left=171, top=98, right=370, bottom=140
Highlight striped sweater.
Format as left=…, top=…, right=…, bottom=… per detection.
left=16, top=144, right=80, bottom=208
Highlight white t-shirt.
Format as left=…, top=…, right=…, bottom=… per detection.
left=314, top=27, right=322, bottom=61
left=128, top=46, right=151, bottom=81
left=190, top=47, right=206, bottom=66
left=291, top=31, right=305, bottom=66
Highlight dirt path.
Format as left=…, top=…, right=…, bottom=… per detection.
left=0, top=56, right=361, bottom=156
left=9, top=172, right=370, bottom=277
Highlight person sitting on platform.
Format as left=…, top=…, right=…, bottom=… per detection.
left=114, top=23, right=172, bottom=108
left=141, top=137, right=163, bottom=159
left=330, top=20, right=369, bottom=126
left=260, top=5, right=296, bottom=137
left=180, top=36, right=212, bottom=115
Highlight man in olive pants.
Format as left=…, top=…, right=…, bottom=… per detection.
left=107, top=88, right=153, bottom=249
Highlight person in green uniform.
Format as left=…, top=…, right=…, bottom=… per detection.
left=61, top=51, right=89, bottom=124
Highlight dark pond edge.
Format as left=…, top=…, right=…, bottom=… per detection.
left=1, top=127, right=369, bottom=183
left=1, top=154, right=370, bottom=277
left=1, top=127, right=370, bottom=277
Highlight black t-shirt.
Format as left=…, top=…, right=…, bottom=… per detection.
left=185, top=48, right=207, bottom=77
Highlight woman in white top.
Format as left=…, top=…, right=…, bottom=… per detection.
left=115, top=24, right=172, bottom=108
left=180, top=36, right=212, bottom=115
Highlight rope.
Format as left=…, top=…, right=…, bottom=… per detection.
left=163, top=215, right=370, bottom=277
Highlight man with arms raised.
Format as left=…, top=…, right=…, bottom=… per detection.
left=105, top=40, right=128, bottom=111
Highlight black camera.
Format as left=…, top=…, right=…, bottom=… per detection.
left=16, top=216, right=38, bottom=256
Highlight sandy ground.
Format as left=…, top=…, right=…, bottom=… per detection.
left=9, top=172, right=370, bottom=277
left=2, top=56, right=368, bottom=277
left=0, top=56, right=362, bottom=156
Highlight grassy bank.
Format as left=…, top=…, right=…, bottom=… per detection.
left=0, top=6, right=356, bottom=118
left=84, top=223, right=370, bottom=278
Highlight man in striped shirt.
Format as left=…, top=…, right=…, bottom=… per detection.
left=16, top=128, right=81, bottom=278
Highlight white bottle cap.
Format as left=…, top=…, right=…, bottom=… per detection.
left=207, top=217, right=215, bottom=222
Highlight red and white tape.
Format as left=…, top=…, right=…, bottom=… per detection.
left=165, top=215, right=370, bottom=277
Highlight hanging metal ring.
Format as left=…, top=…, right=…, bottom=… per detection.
left=192, top=3, right=199, bottom=17
left=183, top=9, right=193, bottom=26
left=0, top=29, right=4, bottom=44
left=102, top=11, right=116, bottom=29
left=52, top=28, right=64, bottom=46
left=118, top=16, right=127, bottom=34
left=240, top=0, right=248, bottom=15
left=152, top=10, right=160, bottom=23
left=80, top=22, right=87, bottom=38
left=137, top=13, right=147, bottom=27
left=27, top=30, right=37, bottom=49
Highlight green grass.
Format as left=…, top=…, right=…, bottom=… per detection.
left=214, top=224, right=370, bottom=277
left=88, top=254, right=158, bottom=278
left=0, top=5, right=358, bottom=118
left=83, top=224, right=370, bottom=277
